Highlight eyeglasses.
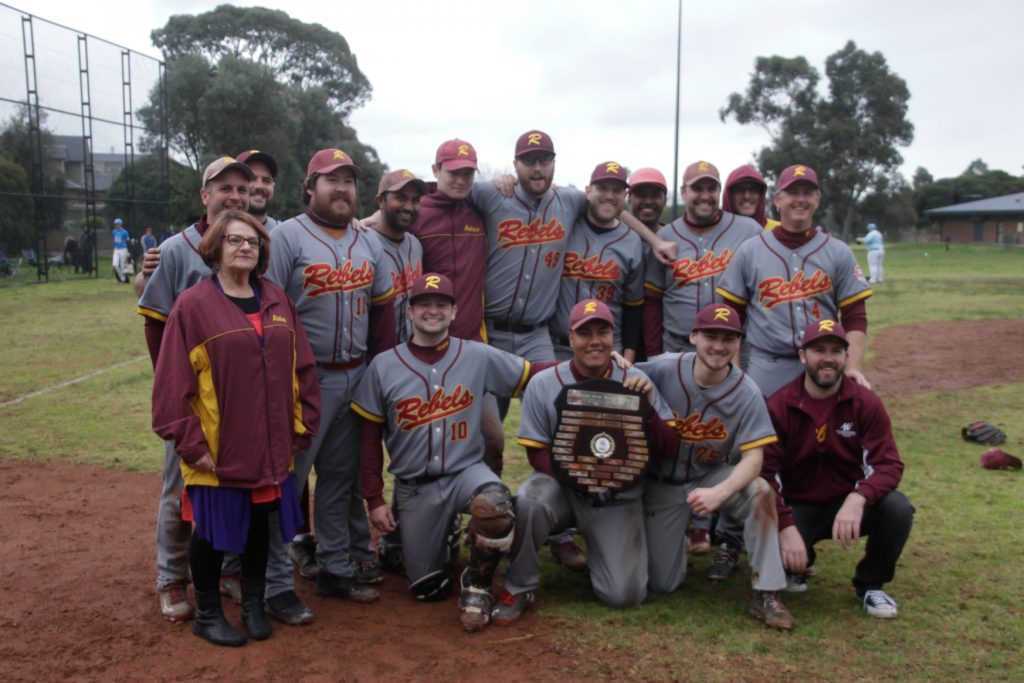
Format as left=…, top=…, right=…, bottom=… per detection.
left=517, top=155, right=555, bottom=167
left=223, top=234, right=263, bottom=248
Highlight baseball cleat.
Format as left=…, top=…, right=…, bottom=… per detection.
left=288, top=539, right=319, bottom=580
left=352, top=557, right=384, bottom=585
left=159, top=584, right=195, bottom=622
left=459, top=571, right=495, bottom=632
left=748, top=590, right=795, bottom=631
left=784, top=572, right=809, bottom=593
left=265, top=589, right=315, bottom=625
left=550, top=540, right=587, bottom=570
left=490, top=590, right=534, bottom=626
left=708, top=545, right=740, bottom=581
left=315, top=570, right=380, bottom=603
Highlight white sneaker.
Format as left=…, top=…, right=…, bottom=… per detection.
left=862, top=589, right=898, bottom=618
left=784, top=572, right=808, bottom=593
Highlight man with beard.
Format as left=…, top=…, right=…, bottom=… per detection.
left=639, top=303, right=794, bottom=630
left=236, top=150, right=280, bottom=231
left=368, top=169, right=426, bottom=352
left=261, top=148, right=393, bottom=624
left=762, top=320, right=913, bottom=619
left=137, top=156, right=254, bottom=622
left=721, top=165, right=780, bottom=231
left=716, top=164, right=873, bottom=399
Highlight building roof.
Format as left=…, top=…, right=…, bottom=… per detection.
left=925, top=192, right=1024, bottom=217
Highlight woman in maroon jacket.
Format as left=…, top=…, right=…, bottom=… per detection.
left=153, top=210, right=320, bottom=647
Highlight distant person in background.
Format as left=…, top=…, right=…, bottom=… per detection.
left=142, top=227, right=157, bottom=252
left=112, top=218, right=130, bottom=283
left=862, top=223, right=885, bottom=283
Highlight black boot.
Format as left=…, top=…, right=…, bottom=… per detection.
left=193, top=589, right=246, bottom=647
left=240, top=578, right=273, bottom=641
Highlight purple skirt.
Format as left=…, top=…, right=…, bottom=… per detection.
left=187, top=474, right=301, bottom=554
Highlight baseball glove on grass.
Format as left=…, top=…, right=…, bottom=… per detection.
left=961, top=421, right=1006, bottom=446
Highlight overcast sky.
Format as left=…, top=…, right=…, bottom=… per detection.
left=3, top=0, right=1021, bottom=189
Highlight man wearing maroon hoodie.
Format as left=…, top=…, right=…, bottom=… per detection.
left=761, top=320, right=913, bottom=619
left=721, top=165, right=780, bottom=231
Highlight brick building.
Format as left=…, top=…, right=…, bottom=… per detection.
left=925, top=192, right=1024, bottom=245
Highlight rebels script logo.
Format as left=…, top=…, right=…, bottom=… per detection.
left=391, top=261, right=424, bottom=296
left=671, top=249, right=733, bottom=287
left=394, top=385, right=474, bottom=432
left=757, top=269, right=832, bottom=309
left=497, top=218, right=565, bottom=249
left=302, top=260, right=374, bottom=298
left=562, top=252, right=621, bottom=281
left=672, top=412, right=729, bottom=442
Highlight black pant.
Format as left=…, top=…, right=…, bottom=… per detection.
left=189, top=502, right=274, bottom=592
left=790, top=490, right=914, bottom=595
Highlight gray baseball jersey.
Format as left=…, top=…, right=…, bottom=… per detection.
left=644, top=212, right=762, bottom=347
left=352, top=338, right=528, bottom=479
left=375, top=231, right=424, bottom=346
left=470, top=183, right=587, bottom=326
left=638, top=352, right=776, bottom=483
left=137, top=223, right=209, bottom=321
left=263, top=215, right=279, bottom=232
left=644, top=212, right=762, bottom=348
left=716, top=229, right=872, bottom=356
left=517, top=362, right=673, bottom=502
left=551, top=218, right=644, bottom=350
left=265, top=214, right=393, bottom=365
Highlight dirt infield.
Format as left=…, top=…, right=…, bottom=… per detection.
left=2, top=319, right=1022, bottom=681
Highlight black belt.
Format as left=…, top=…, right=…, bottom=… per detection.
left=397, top=475, right=441, bottom=487
left=649, top=473, right=687, bottom=486
left=490, top=319, right=542, bottom=334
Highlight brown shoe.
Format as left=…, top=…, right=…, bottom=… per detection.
left=549, top=540, right=587, bottom=570
left=749, top=590, right=795, bottom=631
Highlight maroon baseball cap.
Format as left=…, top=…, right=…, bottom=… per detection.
left=683, top=161, right=720, bottom=186
left=980, top=448, right=1023, bottom=470
left=801, top=319, right=849, bottom=348
left=377, top=169, right=428, bottom=198
left=202, top=156, right=254, bottom=186
left=236, top=149, right=278, bottom=178
left=408, top=273, right=455, bottom=303
left=306, top=148, right=363, bottom=180
left=569, top=299, right=614, bottom=331
left=590, top=161, right=628, bottom=186
left=777, top=164, right=820, bottom=191
left=515, top=130, right=555, bottom=158
left=629, top=167, right=667, bottom=191
left=435, top=139, right=478, bottom=171
left=692, top=303, right=744, bottom=335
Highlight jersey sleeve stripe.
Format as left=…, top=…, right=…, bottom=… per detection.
left=739, top=435, right=778, bottom=452
left=370, top=287, right=395, bottom=306
left=716, top=287, right=747, bottom=306
left=350, top=401, right=385, bottom=424
left=512, top=360, right=531, bottom=398
left=516, top=437, right=549, bottom=449
left=838, top=289, right=873, bottom=308
left=137, top=306, right=168, bottom=322
left=643, top=281, right=664, bottom=295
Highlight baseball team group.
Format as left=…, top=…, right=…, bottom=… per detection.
left=136, top=129, right=914, bottom=648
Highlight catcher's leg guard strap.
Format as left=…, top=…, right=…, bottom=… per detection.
left=409, top=570, right=452, bottom=602
left=467, top=482, right=514, bottom=553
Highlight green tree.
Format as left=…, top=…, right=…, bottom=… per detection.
left=138, top=54, right=212, bottom=169
left=721, top=41, right=914, bottom=239
left=913, top=161, right=1024, bottom=220
left=0, top=153, right=33, bottom=251
left=106, top=156, right=201, bottom=231
left=0, top=108, right=67, bottom=234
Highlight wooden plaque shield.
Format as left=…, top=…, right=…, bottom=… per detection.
left=551, top=377, right=652, bottom=497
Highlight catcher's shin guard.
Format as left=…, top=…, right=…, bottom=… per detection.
left=466, top=482, right=514, bottom=587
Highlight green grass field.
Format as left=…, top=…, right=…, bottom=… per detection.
left=1, top=242, right=1022, bottom=681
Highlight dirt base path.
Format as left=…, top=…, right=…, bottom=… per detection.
left=3, top=319, right=1022, bottom=681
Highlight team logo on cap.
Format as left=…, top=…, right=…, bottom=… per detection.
left=221, top=156, right=235, bottom=163
left=671, top=249, right=733, bottom=287
left=401, top=170, right=413, bottom=178
left=584, top=301, right=598, bottom=314
left=425, top=275, right=441, bottom=289
left=698, top=162, right=709, bottom=171
left=457, top=144, right=470, bottom=156
left=605, top=162, right=620, bottom=174
left=818, top=320, right=836, bottom=332
left=395, top=385, right=474, bottom=431
left=527, top=133, right=543, bottom=145
left=757, top=269, right=833, bottom=309
left=332, top=150, right=347, bottom=160
left=562, top=253, right=622, bottom=281
left=794, top=166, right=806, bottom=176
left=714, top=307, right=731, bottom=322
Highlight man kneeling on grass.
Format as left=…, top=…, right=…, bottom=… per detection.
left=762, top=320, right=914, bottom=618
